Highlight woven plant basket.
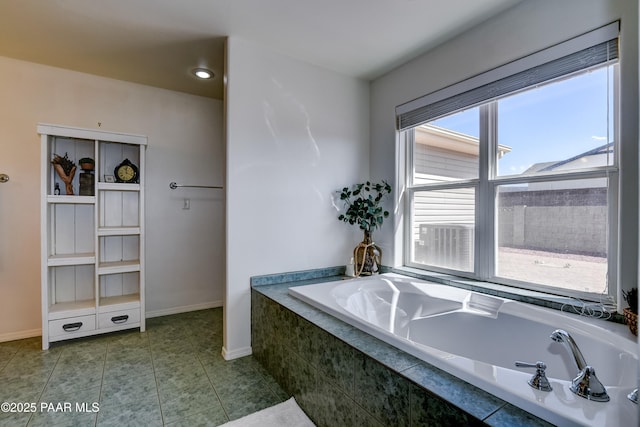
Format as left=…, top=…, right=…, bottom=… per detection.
left=623, top=307, right=638, bottom=336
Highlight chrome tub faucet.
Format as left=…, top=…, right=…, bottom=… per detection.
left=550, top=329, right=609, bottom=402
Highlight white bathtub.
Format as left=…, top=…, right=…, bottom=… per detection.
left=288, top=273, right=638, bottom=427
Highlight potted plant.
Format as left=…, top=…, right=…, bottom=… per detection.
left=337, top=180, right=392, bottom=276
left=78, top=157, right=94, bottom=171
left=623, top=287, right=637, bottom=336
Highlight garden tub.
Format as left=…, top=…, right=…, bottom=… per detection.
left=288, top=273, right=638, bottom=427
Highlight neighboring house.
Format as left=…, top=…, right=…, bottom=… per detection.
left=413, top=124, right=511, bottom=225
left=412, top=124, right=509, bottom=269
left=413, top=125, right=608, bottom=269
left=526, top=143, right=612, bottom=191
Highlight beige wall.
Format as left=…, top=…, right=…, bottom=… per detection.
left=0, top=56, right=224, bottom=341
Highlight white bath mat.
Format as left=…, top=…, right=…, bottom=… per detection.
left=219, top=397, right=315, bottom=427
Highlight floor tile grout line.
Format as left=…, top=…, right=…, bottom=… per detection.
left=0, top=342, right=20, bottom=376
left=96, top=341, right=108, bottom=427
left=195, top=338, right=232, bottom=423
left=159, top=326, right=227, bottom=423
left=99, top=332, right=159, bottom=426
left=96, top=338, right=114, bottom=427
left=149, top=328, right=173, bottom=426
left=26, top=342, right=64, bottom=426
left=197, top=333, right=287, bottom=422
left=250, top=359, right=286, bottom=400
left=143, top=333, right=165, bottom=427
left=0, top=341, right=27, bottom=377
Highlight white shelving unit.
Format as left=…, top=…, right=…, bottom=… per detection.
left=39, top=124, right=147, bottom=350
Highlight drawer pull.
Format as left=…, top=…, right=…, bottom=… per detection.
left=62, top=322, right=83, bottom=332
left=111, top=315, right=129, bottom=324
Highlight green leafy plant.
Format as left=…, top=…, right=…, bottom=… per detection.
left=337, top=181, right=392, bottom=233
left=623, top=288, right=638, bottom=314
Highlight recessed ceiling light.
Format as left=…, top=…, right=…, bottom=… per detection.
left=192, top=68, right=213, bottom=79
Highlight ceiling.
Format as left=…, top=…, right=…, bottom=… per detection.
left=0, top=0, right=522, bottom=100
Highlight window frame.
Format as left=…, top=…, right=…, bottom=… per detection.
left=400, top=33, right=622, bottom=302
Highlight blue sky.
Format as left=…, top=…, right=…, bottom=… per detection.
left=431, top=66, right=614, bottom=175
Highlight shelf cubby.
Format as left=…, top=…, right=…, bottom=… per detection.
left=99, top=234, right=139, bottom=259
left=47, top=264, right=96, bottom=319
left=46, top=135, right=95, bottom=197
left=99, top=141, right=140, bottom=183
left=99, top=271, right=140, bottom=301
left=47, top=203, right=94, bottom=259
left=99, top=191, right=140, bottom=228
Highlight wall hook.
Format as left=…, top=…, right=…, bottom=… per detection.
left=0, top=173, right=9, bottom=183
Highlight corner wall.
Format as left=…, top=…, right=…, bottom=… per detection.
left=224, top=37, right=369, bottom=358
left=0, top=56, right=224, bottom=341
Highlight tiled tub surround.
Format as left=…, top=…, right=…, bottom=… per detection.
left=289, top=274, right=637, bottom=427
left=251, top=273, right=555, bottom=427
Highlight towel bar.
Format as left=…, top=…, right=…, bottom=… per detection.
left=169, top=181, right=223, bottom=190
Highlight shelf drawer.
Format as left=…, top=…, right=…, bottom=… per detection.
left=98, top=308, right=140, bottom=329
left=49, top=315, right=96, bottom=338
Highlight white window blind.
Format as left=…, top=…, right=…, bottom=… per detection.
left=396, top=22, right=619, bottom=131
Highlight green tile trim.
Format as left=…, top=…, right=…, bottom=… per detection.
left=250, top=266, right=345, bottom=286
left=251, top=277, right=552, bottom=426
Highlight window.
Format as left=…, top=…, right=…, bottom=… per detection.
left=398, top=23, right=621, bottom=301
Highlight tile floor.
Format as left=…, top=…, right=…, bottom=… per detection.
left=0, top=308, right=288, bottom=426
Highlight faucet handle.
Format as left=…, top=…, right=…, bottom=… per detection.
left=515, top=361, right=553, bottom=392
left=571, top=366, right=609, bottom=402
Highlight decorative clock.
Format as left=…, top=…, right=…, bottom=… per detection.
left=114, top=159, right=139, bottom=183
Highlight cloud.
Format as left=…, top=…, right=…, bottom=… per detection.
left=591, top=135, right=607, bottom=141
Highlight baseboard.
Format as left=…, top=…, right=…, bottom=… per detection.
left=146, top=300, right=223, bottom=318
left=221, top=345, right=252, bottom=360
left=0, top=328, right=41, bottom=343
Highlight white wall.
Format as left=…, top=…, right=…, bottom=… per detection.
left=0, top=56, right=224, bottom=341
left=371, top=0, right=638, bottom=289
left=224, top=37, right=369, bottom=358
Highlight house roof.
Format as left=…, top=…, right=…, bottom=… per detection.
left=520, top=143, right=614, bottom=175
left=416, top=124, right=511, bottom=157
left=536, top=143, right=614, bottom=172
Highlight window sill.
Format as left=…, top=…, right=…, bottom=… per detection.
left=386, top=265, right=623, bottom=325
